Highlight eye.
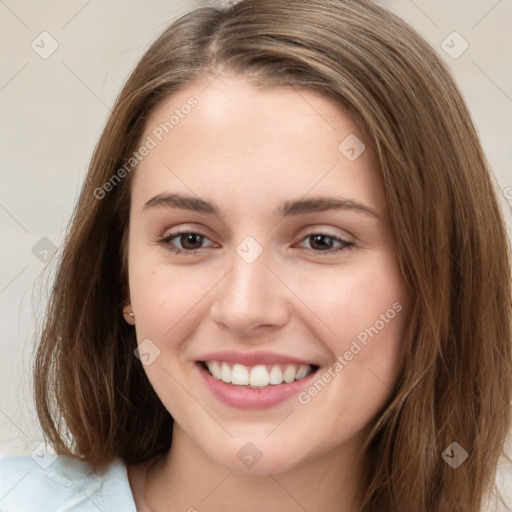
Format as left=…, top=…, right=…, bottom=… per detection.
left=296, top=233, right=353, bottom=254
left=157, top=230, right=353, bottom=255
left=159, top=230, right=215, bottom=254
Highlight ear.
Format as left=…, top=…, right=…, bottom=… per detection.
left=123, top=304, right=136, bottom=325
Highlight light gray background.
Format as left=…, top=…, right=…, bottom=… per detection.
left=1, top=0, right=511, bottom=505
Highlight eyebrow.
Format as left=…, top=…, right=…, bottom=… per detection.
left=143, top=193, right=379, bottom=219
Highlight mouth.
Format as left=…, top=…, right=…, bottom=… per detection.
left=194, top=350, right=323, bottom=409
left=198, top=360, right=320, bottom=389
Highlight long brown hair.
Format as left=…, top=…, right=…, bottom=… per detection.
left=34, top=1, right=512, bottom=510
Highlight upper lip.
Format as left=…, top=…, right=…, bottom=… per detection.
left=197, top=350, right=320, bottom=367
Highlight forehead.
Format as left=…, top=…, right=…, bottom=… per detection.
left=131, top=75, right=385, bottom=216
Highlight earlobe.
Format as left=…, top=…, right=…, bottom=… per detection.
left=123, top=304, right=136, bottom=325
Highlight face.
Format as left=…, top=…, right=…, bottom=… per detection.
left=125, top=75, right=410, bottom=474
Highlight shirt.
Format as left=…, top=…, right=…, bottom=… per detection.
left=0, top=454, right=137, bottom=511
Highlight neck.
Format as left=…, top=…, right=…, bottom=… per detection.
left=132, top=423, right=369, bottom=512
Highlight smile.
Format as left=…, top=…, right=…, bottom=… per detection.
left=201, top=360, right=318, bottom=388
left=196, top=357, right=321, bottom=410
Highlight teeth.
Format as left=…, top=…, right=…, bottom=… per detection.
left=231, top=364, right=249, bottom=385
left=269, top=365, right=283, bottom=385
left=282, top=366, right=296, bottom=383
left=208, top=361, right=222, bottom=380
left=295, top=365, right=309, bottom=380
left=220, top=362, right=231, bottom=383
left=249, top=365, right=270, bottom=387
left=205, top=361, right=314, bottom=387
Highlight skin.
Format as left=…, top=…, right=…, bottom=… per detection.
left=124, top=74, right=411, bottom=512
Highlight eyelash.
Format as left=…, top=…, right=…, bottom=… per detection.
left=157, top=230, right=354, bottom=255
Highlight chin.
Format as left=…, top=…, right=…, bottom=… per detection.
left=204, top=437, right=307, bottom=475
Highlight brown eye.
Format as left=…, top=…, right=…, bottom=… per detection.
left=159, top=231, right=213, bottom=254
left=177, top=233, right=204, bottom=250
left=298, top=233, right=353, bottom=254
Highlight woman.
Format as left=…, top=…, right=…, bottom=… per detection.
left=1, top=0, right=510, bottom=511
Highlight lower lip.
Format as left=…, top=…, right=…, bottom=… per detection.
left=196, top=362, right=318, bottom=410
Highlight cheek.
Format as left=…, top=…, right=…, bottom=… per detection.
left=127, top=262, right=210, bottom=420
left=127, top=229, right=207, bottom=330
left=294, top=253, right=408, bottom=350
left=291, top=254, right=409, bottom=418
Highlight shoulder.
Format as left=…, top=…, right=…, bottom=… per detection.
left=0, top=454, right=136, bottom=512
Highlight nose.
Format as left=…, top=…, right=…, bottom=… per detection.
left=209, top=246, right=291, bottom=337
